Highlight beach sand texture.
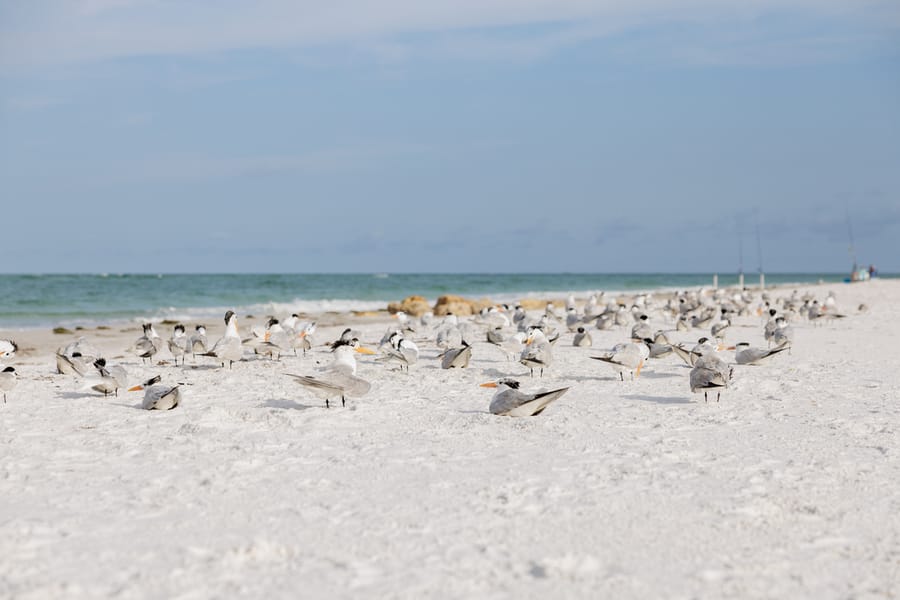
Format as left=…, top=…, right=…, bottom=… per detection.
left=1, top=279, right=899, bottom=598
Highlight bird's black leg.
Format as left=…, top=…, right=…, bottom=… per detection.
left=342, top=396, right=346, bottom=407
left=620, top=372, right=624, bottom=382
left=326, top=398, right=330, bottom=409
left=704, top=391, right=708, bottom=403
left=717, top=391, right=720, bottom=403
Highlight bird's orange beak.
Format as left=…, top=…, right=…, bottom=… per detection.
left=128, top=385, right=144, bottom=392
left=355, top=346, right=375, bottom=355
left=635, top=360, right=643, bottom=378
left=480, top=382, right=498, bottom=388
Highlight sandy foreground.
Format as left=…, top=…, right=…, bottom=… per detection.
left=1, top=280, right=899, bottom=599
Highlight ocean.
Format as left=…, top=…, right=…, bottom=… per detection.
left=0, top=272, right=882, bottom=329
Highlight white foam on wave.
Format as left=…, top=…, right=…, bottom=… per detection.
left=149, top=298, right=389, bottom=324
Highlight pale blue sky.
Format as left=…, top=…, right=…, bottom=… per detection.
left=2, top=1, right=898, bottom=273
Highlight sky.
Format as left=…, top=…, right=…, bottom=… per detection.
left=2, top=0, right=899, bottom=274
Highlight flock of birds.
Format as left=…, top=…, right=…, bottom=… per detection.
left=0, top=287, right=856, bottom=415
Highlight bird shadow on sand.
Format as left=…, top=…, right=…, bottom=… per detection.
left=108, top=401, right=144, bottom=410
left=59, top=391, right=107, bottom=400
left=262, top=398, right=317, bottom=411
left=565, top=374, right=622, bottom=383
left=639, top=371, right=682, bottom=379
left=480, top=367, right=518, bottom=378
left=622, top=394, right=692, bottom=405
left=180, top=364, right=225, bottom=371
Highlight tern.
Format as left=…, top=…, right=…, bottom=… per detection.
left=81, top=358, right=128, bottom=397
left=480, top=306, right=510, bottom=329
left=480, top=378, right=570, bottom=417
left=129, top=323, right=160, bottom=364
left=645, top=331, right=673, bottom=358
left=286, top=338, right=374, bottom=408
left=734, top=342, right=788, bottom=365
left=763, top=310, right=780, bottom=343
left=282, top=313, right=301, bottom=333
left=511, top=305, right=527, bottom=329
left=572, top=327, right=592, bottom=347
left=255, top=318, right=290, bottom=359
left=337, top=327, right=363, bottom=345
left=189, top=325, right=208, bottom=357
left=771, top=317, right=794, bottom=349
left=167, top=324, right=188, bottom=366
left=0, top=366, right=15, bottom=402
left=711, top=319, right=731, bottom=342
left=0, top=339, right=17, bottom=361
left=631, top=315, right=652, bottom=341
left=129, top=375, right=181, bottom=410
left=591, top=342, right=645, bottom=381
left=201, top=311, right=243, bottom=368
left=671, top=343, right=701, bottom=367
left=439, top=341, right=472, bottom=369
left=56, top=352, right=93, bottom=377
left=378, top=332, right=419, bottom=372
left=60, top=336, right=100, bottom=363
left=393, top=311, right=420, bottom=335
left=690, top=352, right=732, bottom=402
left=520, top=327, right=552, bottom=377
left=584, top=295, right=600, bottom=320
left=486, top=328, right=525, bottom=361
left=691, top=337, right=717, bottom=357
left=291, top=321, right=316, bottom=356
left=435, top=317, right=463, bottom=351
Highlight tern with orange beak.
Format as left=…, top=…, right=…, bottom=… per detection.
left=286, top=338, right=374, bottom=408
left=480, top=378, right=569, bottom=417
left=520, top=327, right=552, bottom=377
left=591, top=342, right=645, bottom=381
left=129, top=375, right=181, bottom=410
left=0, top=339, right=17, bottom=362
left=291, top=321, right=316, bottom=356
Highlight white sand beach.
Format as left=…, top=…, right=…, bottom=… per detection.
left=1, top=279, right=898, bottom=598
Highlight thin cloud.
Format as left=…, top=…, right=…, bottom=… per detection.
left=96, top=141, right=435, bottom=184
left=5, top=95, right=65, bottom=111
left=1, top=1, right=897, bottom=71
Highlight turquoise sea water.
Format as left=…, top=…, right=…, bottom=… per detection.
left=0, top=273, right=890, bottom=328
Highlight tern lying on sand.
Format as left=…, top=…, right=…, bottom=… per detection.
left=480, top=378, right=569, bottom=417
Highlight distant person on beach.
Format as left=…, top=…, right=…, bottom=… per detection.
left=869, top=264, right=877, bottom=277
